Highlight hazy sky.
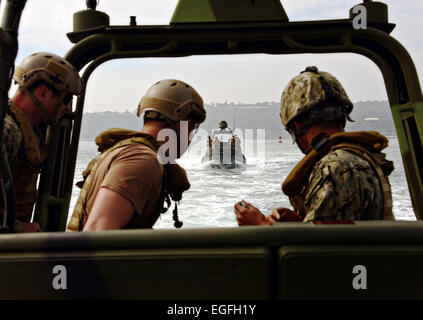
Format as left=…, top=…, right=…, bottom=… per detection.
left=3, top=0, right=423, bottom=112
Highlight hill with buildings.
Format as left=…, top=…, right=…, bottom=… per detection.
left=79, top=100, right=396, bottom=140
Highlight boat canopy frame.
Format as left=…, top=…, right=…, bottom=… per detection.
left=30, top=16, right=423, bottom=231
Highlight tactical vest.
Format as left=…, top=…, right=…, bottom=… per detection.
left=66, top=129, right=190, bottom=231
left=282, top=131, right=395, bottom=221
left=6, top=101, right=45, bottom=222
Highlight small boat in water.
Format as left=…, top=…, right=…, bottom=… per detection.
left=201, top=121, right=246, bottom=169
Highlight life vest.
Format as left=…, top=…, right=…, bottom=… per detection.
left=6, top=101, right=45, bottom=222
left=66, top=128, right=190, bottom=231
left=282, top=131, right=395, bottom=220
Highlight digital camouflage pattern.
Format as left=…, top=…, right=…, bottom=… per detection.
left=3, top=113, right=23, bottom=166
left=280, top=68, right=353, bottom=128
left=303, top=149, right=385, bottom=221
left=3, top=102, right=44, bottom=221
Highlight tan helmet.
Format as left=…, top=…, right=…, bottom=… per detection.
left=280, top=66, right=353, bottom=130
left=137, top=79, right=206, bottom=124
left=14, top=52, right=82, bottom=95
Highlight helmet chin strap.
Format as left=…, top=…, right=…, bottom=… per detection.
left=50, top=92, right=66, bottom=124
left=288, top=104, right=351, bottom=154
left=295, top=129, right=331, bottom=155
left=21, top=86, right=64, bottom=125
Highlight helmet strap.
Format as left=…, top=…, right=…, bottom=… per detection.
left=19, top=86, right=65, bottom=124
left=297, top=133, right=329, bottom=155
left=289, top=105, right=349, bottom=154
left=20, top=86, right=55, bottom=123
left=50, top=91, right=66, bottom=123
left=291, top=105, right=348, bottom=137
left=311, top=132, right=330, bottom=151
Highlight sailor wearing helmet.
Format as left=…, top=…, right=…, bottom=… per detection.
left=3, top=52, right=82, bottom=231
left=235, top=66, right=395, bottom=225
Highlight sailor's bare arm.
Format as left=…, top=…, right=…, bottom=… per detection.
left=83, top=187, right=133, bottom=231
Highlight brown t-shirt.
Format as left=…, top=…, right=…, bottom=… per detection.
left=85, top=143, right=164, bottom=229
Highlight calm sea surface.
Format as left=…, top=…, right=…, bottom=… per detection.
left=69, top=136, right=415, bottom=229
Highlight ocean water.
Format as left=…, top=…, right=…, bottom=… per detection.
left=69, top=136, right=415, bottom=229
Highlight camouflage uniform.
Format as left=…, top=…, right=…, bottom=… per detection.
left=0, top=113, right=22, bottom=224
left=1, top=52, right=82, bottom=230
left=303, top=149, right=384, bottom=221
left=2, top=101, right=44, bottom=222
left=280, top=67, right=394, bottom=221
left=282, top=131, right=395, bottom=221
left=3, top=112, right=23, bottom=166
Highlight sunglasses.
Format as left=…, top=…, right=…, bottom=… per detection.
left=191, top=122, right=200, bottom=137
left=47, top=85, right=73, bottom=106
left=63, top=94, right=73, bottom=106
left=174, top=100, right=206, bottom=123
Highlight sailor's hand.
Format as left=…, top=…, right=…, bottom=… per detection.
left=234, top=201, right=270, bottom=226
left=267, top=207, right=303, bottom=223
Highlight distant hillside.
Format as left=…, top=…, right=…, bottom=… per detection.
left=79, top=100, right=396, bottom=140
left=346, top=100, right=396, bottom=136
left=80, top=111, right=142, bottom=141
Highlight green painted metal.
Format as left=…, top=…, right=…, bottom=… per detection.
left=73, top=9, right=110, bottom=32
left=1, top=222, right=423, bottom=252
left=43, top=19, right=422, bottom=230
left=0, top=0, right=27, bottom=30
left=2, top=0, right=423, bottom=300
left=349, top=1, right=388, bottom=24
left=391, top=102, right=423, bottom=220
left=33, top=117, right=75, bottom=231
left=171, top=0, right=215, bottom=24
left=170, top=0, right=288, bottom=24
left=279, top=245, right=423, bottom=299
left=0, top=222, right=423, bottom=299
left=0, top=247, right=271, bottom=299
left=0, top=0, right=27, bottom=232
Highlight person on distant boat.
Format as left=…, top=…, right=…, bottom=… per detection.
left=217, top=120, right=232, bottom=134
left=67, top=79, right=206, bottom=231
left=219, top=120, right=228, bottom=129
left=234, top=66, right=394, bottom=225
left=2, top=52, right=82, bottom=232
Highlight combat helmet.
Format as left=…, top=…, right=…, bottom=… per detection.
left=280, top=66, right=353, bottom=138
left=13, top=52, right=83, bottom=123
left=137, top=79, right=206, bottom=125
left=14, top=52, right=82, bottom=96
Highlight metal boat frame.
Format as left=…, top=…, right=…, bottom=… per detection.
left=0, top=0, right=422, bottom=299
